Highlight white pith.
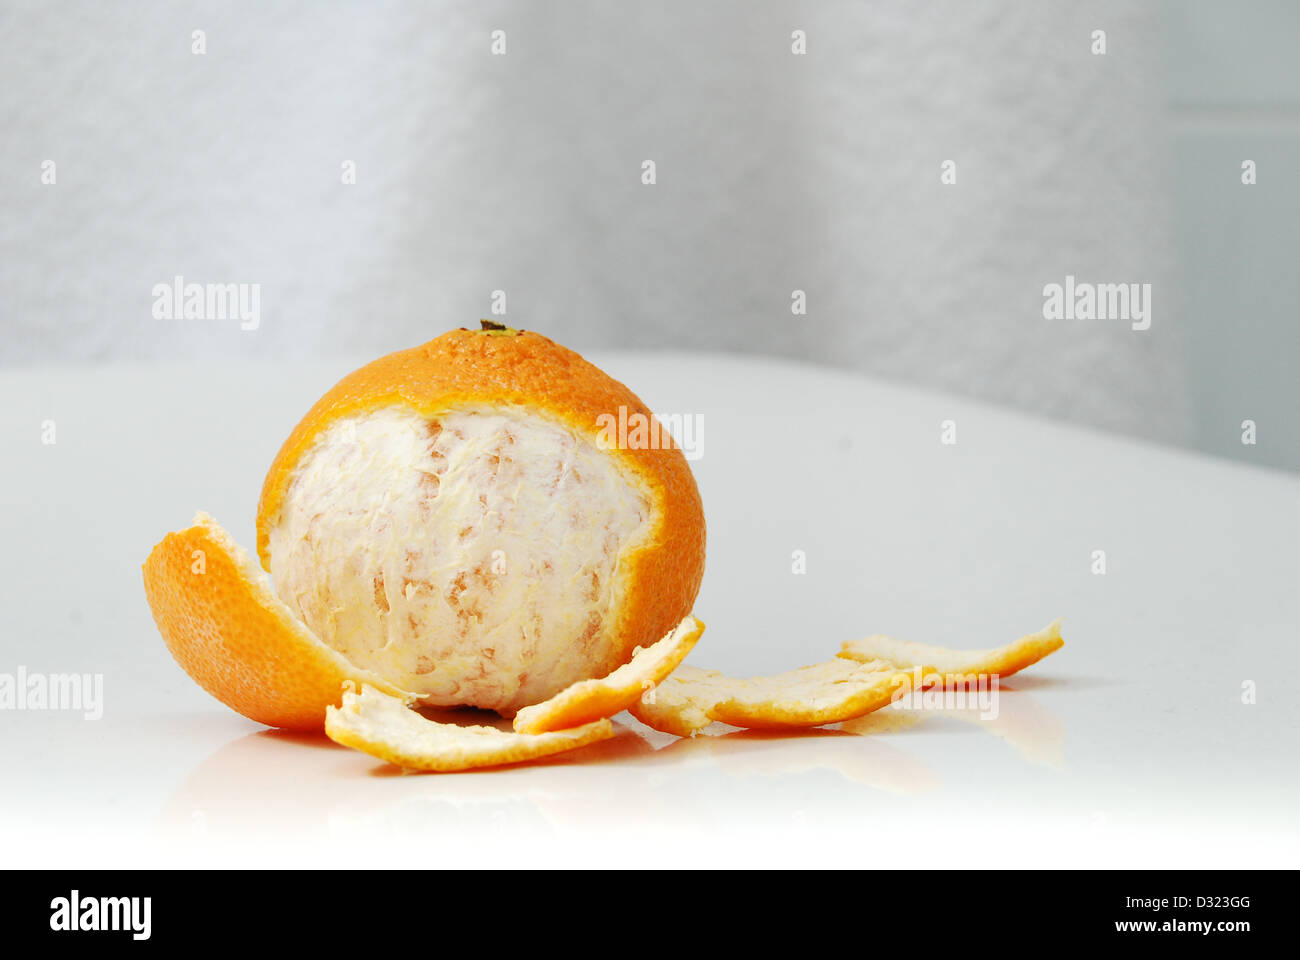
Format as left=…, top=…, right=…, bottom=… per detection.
left=267, top=404, right=653, bottom=712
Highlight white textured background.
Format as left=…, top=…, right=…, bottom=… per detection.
left=2, top=1, right=1296, bottom=468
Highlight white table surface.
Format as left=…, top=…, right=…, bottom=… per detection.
left=2, top=351, right=1297, bottom=868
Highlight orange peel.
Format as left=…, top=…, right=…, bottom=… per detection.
left=513, top=615, right=705, bottom=734
left=142, top=512, right=410, bottom=730
left=837, top=620, right=1064, bottom=683
left=325, top=684, right=614, bottom=772
left=628, top=659, right=913, bottom=736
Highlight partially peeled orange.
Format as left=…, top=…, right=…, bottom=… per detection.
left=144, top=324, right=707, bottom=732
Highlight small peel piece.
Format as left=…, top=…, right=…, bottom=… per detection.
left=710, top=660, right=912, bottom=730
left=627, top=666, right=719, bottom=737
left=837, top=620, right=1064, bottom=684
left=326, top=684, right=615, bottom=772
left=513, top=615, right=705, bottom=734
left=143, top=511, right=410, bottom=730
left=628, top=660, right=913, bottom=736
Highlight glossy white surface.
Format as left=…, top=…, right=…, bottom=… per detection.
left=2, top=352, right=1296, bottom=868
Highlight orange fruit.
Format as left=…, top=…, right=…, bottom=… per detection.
left=144, top=325, right=707, bottom=729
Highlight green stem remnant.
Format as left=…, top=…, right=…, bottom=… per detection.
left=478, top=319, right=521, bottom=336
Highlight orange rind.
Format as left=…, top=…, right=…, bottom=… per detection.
left=142, top=512, right=410, bottom=730
left=325, top=684, right=615, bottom=772
left=513, top=615, right=705, bottom=734
left=837, top=620, right=1064, bottom=684
left=628, top=659, right=914, bottom=737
